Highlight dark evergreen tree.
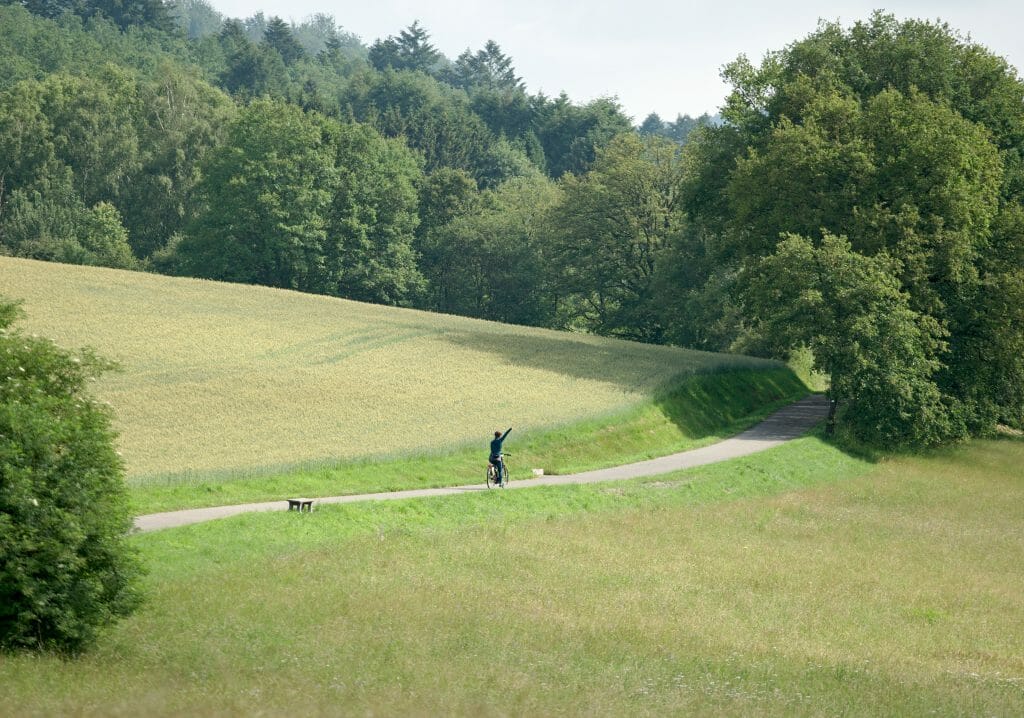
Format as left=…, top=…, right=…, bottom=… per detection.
left=217, top=19, right=285, bottom=97
left=263, top=16, right=304, bottom=65
left=532, top=93, right=633, bottom=177
left=368, top=21, right=442, bottom=74
left=449, top=40, right=522, bottom=90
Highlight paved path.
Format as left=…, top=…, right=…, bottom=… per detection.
left=133, top=395, right=829, bottom=533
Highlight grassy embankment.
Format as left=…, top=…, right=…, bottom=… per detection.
left=131, top=367, right=806, bottom=513
left=1, top=257, right=807, bottom=513
left=1, top=434, right=1021, bottom=715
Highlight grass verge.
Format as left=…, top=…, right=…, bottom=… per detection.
left=129, top=367, right=808, bottom=514
left=2, top=434, right=1022, bottom=715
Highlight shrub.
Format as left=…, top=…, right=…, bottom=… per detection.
left=0, top=298, right=141, bottom=653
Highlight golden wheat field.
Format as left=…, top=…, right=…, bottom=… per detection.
left=1, top=257, right=777, bottom=480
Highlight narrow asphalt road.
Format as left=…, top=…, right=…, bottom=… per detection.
left=133, top=394, right=830, bottom=533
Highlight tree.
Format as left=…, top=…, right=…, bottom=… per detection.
left=293, top=13, right=361, bottom=58
left=320, top=121, right=424, bottom=305
left=76, top=201, right=137, bottom=268
left=415, top=167, right=479, bottom=245
left=217, top=19, right=286, bottom=98
left=449, top=40, right=522, bottom=91
left=175, top=101, right=426, bottom=305
left=638, top=112, right=715, bottom=144
left=17, top=0, right=179, bottom=33
left=0, top=61, right=230, bottom=262
left=638, top=112, right=664, bottom=136
left=263, top=16, right=304, bottom=65
left=0, top=298, right=142, bottom=653
left=679, top=12, right=1024, bottom=443
left=30, top=68, right=143, bottom=209
left=175, top=99, right=335, bottom=290
left=447, top=41, right=532, bottom=144
left=122, top=63, right=235, bottom=258
left=420, top=174, right=560, bottom=324
left=532, top=94, right=633, bottom=178
left=546, top=134, right=686, bottom=341
left=1, top=172, right=92, bottom=262
left=742, top=234, right=950, bottom=446
left=0, top=173, right=138, bottom=269
left=171, top=0, right=223, bottom=39
left=368, top=21, right=442, bottom=75
left=345, top=69, right=496, bottom=181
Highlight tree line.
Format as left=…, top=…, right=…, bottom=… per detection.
left=1, top=3, right=1022, bottom=447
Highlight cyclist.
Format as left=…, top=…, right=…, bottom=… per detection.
left=489, top=427, right=512, bottom=485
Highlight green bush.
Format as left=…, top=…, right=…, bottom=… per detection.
left=0, top=299, right=141, bottom=653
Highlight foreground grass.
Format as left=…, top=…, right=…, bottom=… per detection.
left=3, top=435, right=1022, bottom=715
left=130, top=367, right=807, bottom=513
left=1, top=257, right=777, bottom=479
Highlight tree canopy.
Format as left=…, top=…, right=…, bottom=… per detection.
left=681, top=11, right=1024, bottom=443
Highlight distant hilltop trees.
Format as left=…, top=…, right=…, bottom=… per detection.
left=637, top=111, right=720, bottom=143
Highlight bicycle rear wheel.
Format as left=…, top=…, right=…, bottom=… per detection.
left=486, top=463, right=499, bottom=489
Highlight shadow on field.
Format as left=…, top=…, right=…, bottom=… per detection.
left=652, top=368, right=812, bottom=439
left=439, top=329, right=810, bottom=440
left=438, top=330, right=771, bottom=393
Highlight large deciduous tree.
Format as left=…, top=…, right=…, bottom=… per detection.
left=175, top=100, right=425, bottom=305
left=742, top=233, right=949, bottom=446
left=319, top=121, right=423, bottom=304
left=678, top=12, right=1024, bottom=443
left=546, top=133, right=687, bottom=341
left=420, top=173, right=560, bottom=324
left=0, top=70, right=143, bottom=268
left=175, top=98, right=335, bottom=290
left=123, top=63, right=235, bottom=258
left=532, top=94, right=633, bottom=178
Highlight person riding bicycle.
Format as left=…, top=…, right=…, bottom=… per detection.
left=489, top=427, right=512, bottom=485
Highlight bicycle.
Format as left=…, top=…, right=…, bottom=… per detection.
left=486, top=452, right=510, bottom=488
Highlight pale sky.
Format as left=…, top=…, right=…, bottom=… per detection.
left=210, top=0, right=1023, bottom=122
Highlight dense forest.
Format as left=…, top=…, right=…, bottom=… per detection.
left=1, top=0, right=1022, bottom=446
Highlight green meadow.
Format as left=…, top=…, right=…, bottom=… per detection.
left=1, top=434, right=1021, bottom=715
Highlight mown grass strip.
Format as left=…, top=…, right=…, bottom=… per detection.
left=128, top=367, right=808, bottom=514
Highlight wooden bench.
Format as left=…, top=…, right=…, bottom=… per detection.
left=287, top=498, right=314, bottom=512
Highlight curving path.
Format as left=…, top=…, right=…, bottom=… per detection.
left=134, top=394, right=830, bottom=533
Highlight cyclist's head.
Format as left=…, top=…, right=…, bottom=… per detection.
left=494, top=430, right=501, bottom=438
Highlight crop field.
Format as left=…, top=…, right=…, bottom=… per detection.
left=0, top=257, right=779, bottom=482
left=1, top=434, right=1021, bottom=715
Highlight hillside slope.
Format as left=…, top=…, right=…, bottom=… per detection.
left=1, top=258, right=781, bottom=480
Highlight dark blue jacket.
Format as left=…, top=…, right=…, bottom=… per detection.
left=490, top=427, right=512, bottom=457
